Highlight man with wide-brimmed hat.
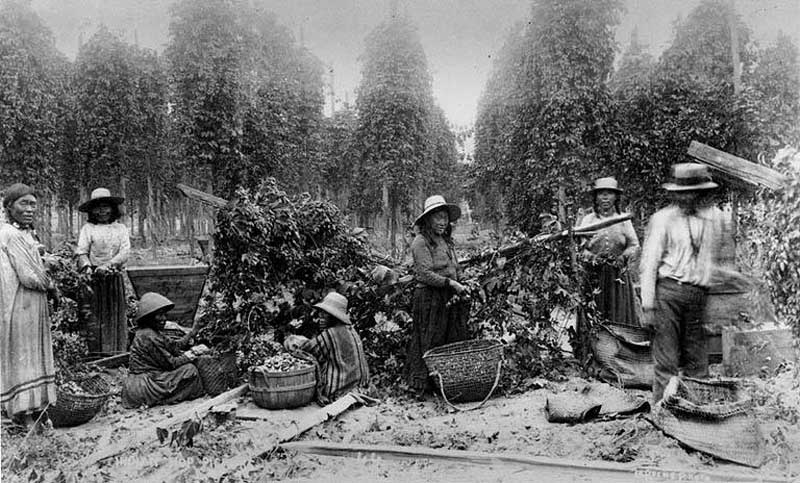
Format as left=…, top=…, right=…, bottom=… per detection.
left=640, top=163, right=734, bottom=403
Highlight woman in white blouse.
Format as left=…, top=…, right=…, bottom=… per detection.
left=76, top=188, right=131, bottom=355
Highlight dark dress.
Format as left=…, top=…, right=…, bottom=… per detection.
left=405, top=234, right=469, bottom=391
left=121, top=328, right=205, bottom=408
left=578, top=212, right=642, bottom=326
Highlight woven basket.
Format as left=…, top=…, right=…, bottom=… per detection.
left=648, top=377, right=763, bottom=467
left=195, top=353, right=239, bottom=396
left=591, top=323, right=652, bottom=389
left=423, top=339, right=503, bottom=404
left=662, top=377, right=751, bottom=419
left=46, top=375, right=111, bottom=428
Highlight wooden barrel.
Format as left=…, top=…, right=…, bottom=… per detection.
left=249, top=366, right=316, bottom=409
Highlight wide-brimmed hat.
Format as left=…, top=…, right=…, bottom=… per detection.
left=78, top=188, right=125, bottom=212
left=136, top=292, right=175, bottom=323
left=662, top=163, right=718, bottom=191
left=591, top=177, right=622, bottom=193
left=313, top=292, right=351, bottom=325
left=414, top=195, right=461, bottom=226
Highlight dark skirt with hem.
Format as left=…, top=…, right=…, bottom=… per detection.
left=404, top=286, right=469, bottom=391
left=85, top=271, right=128, bottom=355
left=585, top=263, right=642, bottom=327
left=121, top=364, right=205, bottom=408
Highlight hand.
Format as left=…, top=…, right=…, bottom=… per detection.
left=80, top=264, right=93, bottom=274
left=641, top=309, right=656, bottom=332
left=191, top=344, right=210, bottom=356
left=284, top=335, right=309, bottom=352
left=581, top=251, right=597, bottom=265
left=450, top=280, right=467, bottom=294
left=48, top=287, right=61, bottom=310
left=183, top=350, right=196, bottom=360
left=95, top=264, right=109, bottom=275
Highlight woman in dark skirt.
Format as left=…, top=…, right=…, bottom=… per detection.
left=122, top=292, right=207, bottom=408
left=75, top=188, right=131, bottom=355
left=405, top=195, right=469, bottom=398
left=577, top=177, right=642, bottom=326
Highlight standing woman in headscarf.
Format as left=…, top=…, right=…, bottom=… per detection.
left=404, top=195, right=469, bottom=398
left=0, top=183, right=58, bottom=426
left=75, top=188, right=131, bottom=355
left=577, top=177, right=642, bottom=326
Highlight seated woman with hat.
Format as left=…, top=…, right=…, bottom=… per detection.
left=404, top=195, right=469, bottom=398
left=284, top=292, right=369, bottom=404
left=75, top=187, right=131, bottom=355
left=122, top=292, right=208, bottom=408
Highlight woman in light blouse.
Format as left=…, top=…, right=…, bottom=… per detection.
left=76, top=188, right=131, bottom=355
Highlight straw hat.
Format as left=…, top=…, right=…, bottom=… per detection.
left=591, top=177, right=622, bottom=193
left=662, top=163, right=718, bottom=191
left=136, top=292, right=175, bottom=323
left=78, top=187, right=125, bottom=212
left=414, top=195, right=461, bottom=226
left=313, top=292, right=351, bottom=325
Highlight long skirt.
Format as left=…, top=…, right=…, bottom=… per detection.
left=85, top=272, right=128, bottom=355
left=121, top=364, right=205, bottom=408
left=405, top=286, right=469, bottom=391
left=585, top=262, right=642, bottom=326
left=1, top=287, right=57, bottom=417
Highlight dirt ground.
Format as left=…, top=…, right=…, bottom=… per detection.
left=2, top=369, right=797, bottom=483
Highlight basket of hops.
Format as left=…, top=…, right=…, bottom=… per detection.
left=249, top=353, right=316, bottom=409
left=46, top=373, right=111, bottom=427
left=423, top=339, right=503, bottom=407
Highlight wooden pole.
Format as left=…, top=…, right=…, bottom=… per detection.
left=728, top=0, right=742, bottom=96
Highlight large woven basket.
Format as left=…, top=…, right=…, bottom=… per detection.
left=591, top=323, right=652, bottom=389
left=46, top=375, right=111, bottom=428
left=423, top=339, right=503, bottom=404
left=648, top=377, right=763, bottom=467
left=195, top=353, right=239, bottom=396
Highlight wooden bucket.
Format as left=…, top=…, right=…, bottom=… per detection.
left=127, top=265, right=209, bottom=327
left=248, top=366, right=316, bottom=409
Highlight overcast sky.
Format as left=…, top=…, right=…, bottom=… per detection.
left=30, top=0, right=800, bottom=127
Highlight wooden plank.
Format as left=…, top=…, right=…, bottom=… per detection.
left=75, top=384, right=249, bottom=470
left=722, top=328, right=797, bottom=377
left=687, top=141, right=788, bottom=191
left=176, top=183, right=228, bottom=209
left=89, top=352, right=129, bottom=369
left=280, top=442, right=788, bottom=482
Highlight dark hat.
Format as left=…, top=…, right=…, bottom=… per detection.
left=136, top=292, right=175, bottom=323
left=414, top=195, right=461, bottom=226
left=2, top=183, right=36, bottom=208
left=78, top=188, right=125, bottom=212
left=662, top=163, right=718, bottom=191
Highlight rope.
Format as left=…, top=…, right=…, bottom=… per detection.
left=433, top=360, right=502, bottom=412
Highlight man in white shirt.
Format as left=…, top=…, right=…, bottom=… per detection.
left=640, top=163, right=734, bottom=402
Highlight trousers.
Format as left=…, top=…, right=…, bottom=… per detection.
left=651, top=278, right=708, bottom=402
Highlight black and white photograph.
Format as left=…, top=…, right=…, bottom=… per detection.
left=1, top=0, right=799, bottom=481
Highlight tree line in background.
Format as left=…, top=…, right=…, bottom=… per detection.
left=0, top=0, right=460, bottom=254
left=472, top=0, right=799, bottom=233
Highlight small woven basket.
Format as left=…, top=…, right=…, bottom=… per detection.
left=195, top=353, right=239, bottom=396
left=46, top=375, right=111, bottom=427
left=423, top=339, right=503, bottom=404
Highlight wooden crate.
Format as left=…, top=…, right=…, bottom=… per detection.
left=722, top=328, right=797, bottom=377
left=127, top=265, right=209, bottom=327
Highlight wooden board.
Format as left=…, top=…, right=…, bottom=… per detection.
left=127, top=265, right=209, bottom=326
left=722, top=328, right=797, bottom=377
left=687, top=141, right=788, bottom=191
left=176, top=183, right=227, bottom=209
left=280, top=442, right=789, bottom=483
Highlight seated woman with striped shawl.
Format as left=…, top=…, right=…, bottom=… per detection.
left=284, top=292, right=369, bottom=405
left=122, top=292, right=207, bottom=408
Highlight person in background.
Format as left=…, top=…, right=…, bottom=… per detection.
left=284, top=291, right=369, bottom=404
left=577, top=177, right=642, bottom=326
left=122, top=292, right=207, bottom=408
left=640, top=164, right=734, bottom=403
left=75, top=188, right=131, bottom=355
left=404, top=195, right=469, bottom=399
left=0, top=183, right=58, bottom=427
